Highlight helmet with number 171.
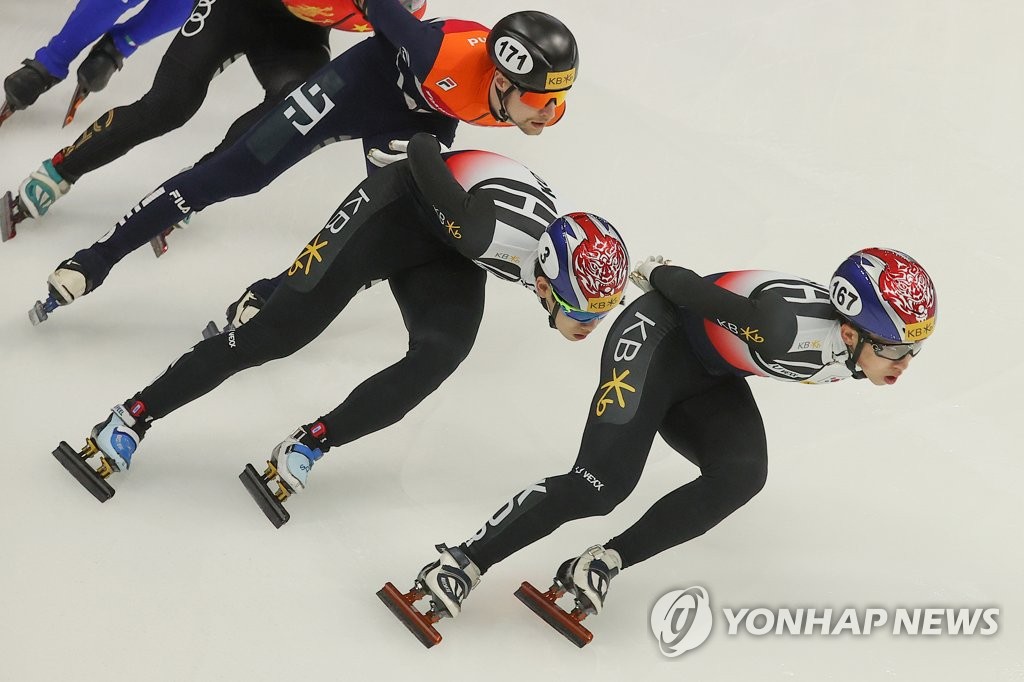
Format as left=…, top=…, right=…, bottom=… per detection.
left=829, top=248, right=937, bottom=343
left=538, top=212, right=629, bottom=319
left=280, top=0, right=426, bottom=32
left=486, top=11, right=579, bottom=108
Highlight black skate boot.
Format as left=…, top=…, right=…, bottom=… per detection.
left=63, top=34, right=123, bottom=127
left=378, top=544, right=482, bottom=648
left=515, top=545, right=622, bottom=647
left=3, top=59, right=60, bottom=112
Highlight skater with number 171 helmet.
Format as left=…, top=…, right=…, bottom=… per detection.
left=380, top=247, right=936, bottom=648
left=24, top=3, right=582, bottom=326
left=51, top=134, right=629, bottom=531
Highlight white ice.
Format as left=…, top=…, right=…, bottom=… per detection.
left=1, top=1, right=1021, bottom=680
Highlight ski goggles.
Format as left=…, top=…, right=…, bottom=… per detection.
left=551, top=288, right=608, bottom=323
left=868, top=339, right=923, bottom=361
left=517, top=88, right=569, bottom=109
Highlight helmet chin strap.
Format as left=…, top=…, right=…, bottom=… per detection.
left=493, top=80, right=515, bottom=122
left=844, top=333, right=868, bottom=380
left=540, top=294, right=559, bottom=329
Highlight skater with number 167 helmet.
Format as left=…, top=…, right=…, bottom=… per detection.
left=51, top=134, right=629, bottom=530
left=380, top=248, right=936, bottom=648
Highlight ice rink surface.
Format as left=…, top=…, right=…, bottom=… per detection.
left=1, top=1, right=1021, bottom=680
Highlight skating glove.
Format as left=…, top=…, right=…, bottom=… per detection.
left=629, top=255, right=668, bottom=293
left=367, top=137, right=449, bottom=168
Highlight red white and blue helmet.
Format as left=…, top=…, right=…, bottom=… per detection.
left=538, top=212, right=629, bottom=316
left=829, top=248, right=937, bottom=343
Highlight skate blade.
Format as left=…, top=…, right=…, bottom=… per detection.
left=62, top=85, right=88, bottom=128
left=52, top=441, right=115, bottom=502
left=201, top=321, right=222, bottom=340
left=29, top=299, right=52, bottom=326
left=149, top=230, right=169, bottom=258
left=1, top=191, right=17, bottom=242
left=514, top=581, right=593, bottom=648
left=239, top=463, right=290, bottom=528
left=376, top=582, right=443, bottom=649
left=0, top=100, right=13, bottom=128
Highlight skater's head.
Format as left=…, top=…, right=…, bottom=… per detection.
left=830, top=248, right=937, bottom=385
left=487, top=11, right=578, bottom=135
left=535, top=213, right=629, bottom=341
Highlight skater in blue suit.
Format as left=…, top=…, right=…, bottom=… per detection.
left=2, top=0, right=193, bottom=117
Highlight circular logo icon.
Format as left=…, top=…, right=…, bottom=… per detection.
left=650, top=586, right=713, bottom=657
left=493, top=37, right=534, bottom=75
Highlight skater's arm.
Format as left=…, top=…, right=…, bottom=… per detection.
left=650, top=265, right=797, bottom=353
left=406, top=133, right=494, bottom=256
left=362, top=0, right=443, bottom=80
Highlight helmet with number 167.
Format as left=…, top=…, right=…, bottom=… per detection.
left=538, top=212, right=629, bottom=317
left=487, top=11, right=579, bottom=94
left=829, top=247, right=937, bottom=343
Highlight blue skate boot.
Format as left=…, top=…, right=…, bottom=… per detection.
left=52, top=400, right=150, bottom=502
left=239, top=422, right=327, bottom=528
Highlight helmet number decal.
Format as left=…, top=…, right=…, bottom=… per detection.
left=830, top=276, right=862, bottom=315
left=494, top=37, right=534, bottom=75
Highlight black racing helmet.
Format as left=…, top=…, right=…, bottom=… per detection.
left=486, top=11, right=579, bottom=93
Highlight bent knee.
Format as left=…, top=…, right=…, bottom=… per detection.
left=718, top=457, right=768, bottom=504
left=408, top=333, right=475, bottom=376
left=555, top=469, right=629, bottom=517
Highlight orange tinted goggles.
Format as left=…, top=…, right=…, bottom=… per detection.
left=517, top=88, right=569, bottom=109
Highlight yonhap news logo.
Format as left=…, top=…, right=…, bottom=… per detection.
left=650, top=585, right=1000, bottom=658
left=650, top=587, right=714, bottom=656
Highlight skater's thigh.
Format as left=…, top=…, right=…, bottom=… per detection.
left=245, top=23, right=330, bottom=97
left=231, top=273, right=362, bottom=358
left=156, top=0, right=248, bottom=82
left=658, top=377, right=767, bottom=474
left=389, top=254, right=486, bottom=354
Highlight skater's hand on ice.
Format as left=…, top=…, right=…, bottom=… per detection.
left=629, top=255, right=669, bottom=293
left=367, top=138, right=449, bottom=168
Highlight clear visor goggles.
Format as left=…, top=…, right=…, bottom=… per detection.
left=867, top=338, right=923, bottom=361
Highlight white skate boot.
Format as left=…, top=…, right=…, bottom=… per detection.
left=90, top=403, right=146, bottom=472
left=19, top=159, right=70, bottom=219
left=377, top=544, right=481, bottom=648
left=557, top=544, right=622, bottom=615
left=269, top=429, right=324, bottom=494
left=515, top=544, right=623, bottom=647
left=52, top=401, right=149, bottom=502
left=240, top=423, right=327, bottom=528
